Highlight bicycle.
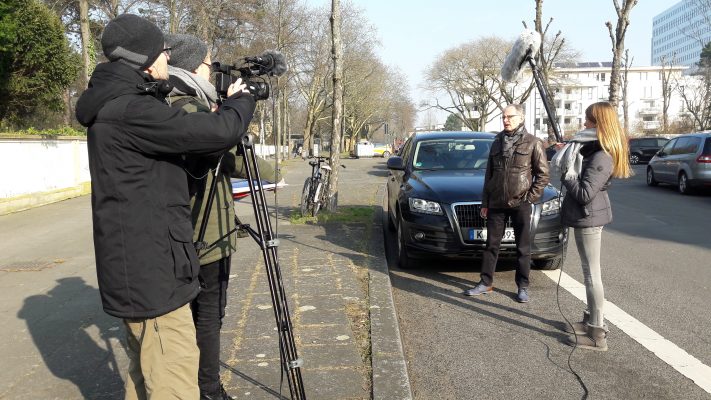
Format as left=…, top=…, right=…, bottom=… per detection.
left=300, top=156, right=331, bottom=217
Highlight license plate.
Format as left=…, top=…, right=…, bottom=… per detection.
left=469, top=228, right=515, bottom=242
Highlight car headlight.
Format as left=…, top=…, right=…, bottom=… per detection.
left=408, top=198, right=443, bottom=215
left=541, top=197, right=561, bottom=216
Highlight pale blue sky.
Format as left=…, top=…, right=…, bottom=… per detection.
left=305, top=0, right=674, bottom=125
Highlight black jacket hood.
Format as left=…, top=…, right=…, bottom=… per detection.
left=75, top=62, right=153, bottom=127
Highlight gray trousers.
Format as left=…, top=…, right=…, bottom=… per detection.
left=573, top=226, right=605, bottom=327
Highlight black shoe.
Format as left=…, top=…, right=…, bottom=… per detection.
left=200, top=384, right=234, bottom=400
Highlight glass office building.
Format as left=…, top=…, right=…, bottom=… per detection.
left=652, top=0, right=711, bottom=66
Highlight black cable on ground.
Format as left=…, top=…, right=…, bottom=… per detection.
left=554, top=244, right=589, bottom=399
left=552, top=177, right=589, bottom=399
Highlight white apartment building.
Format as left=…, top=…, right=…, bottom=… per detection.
left=484, top=62, right=690, bottom=138
left=652, top=0, right=711, bottom=66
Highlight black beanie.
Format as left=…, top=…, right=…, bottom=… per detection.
left=101, top=14, right=165, bottom=70
left=165, top=34, right=208, bottom=72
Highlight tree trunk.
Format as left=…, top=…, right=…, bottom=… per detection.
left=79, top=0, right=91, bottom=88
left=607, top=0, right=638, bottom=107
left=168, top=0, right=178, bottom=34
left=327, top=0, right=343, bottom=211
left=622, top=49, right=632, bottom=134
left=303, top=116, right=314, bottom=157
left=63, top=89, right=72, bottom=126
left=274, top=85, right=281, bottom=168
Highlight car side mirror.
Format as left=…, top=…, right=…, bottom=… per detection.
left=386, top=156, right=405, bottom=170
left=657, top=151, right=666, bottom=158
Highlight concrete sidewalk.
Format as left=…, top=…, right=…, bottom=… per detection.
left=224, top=155, right=411, bottom=399
left=0, top=155, right=411, bottom=399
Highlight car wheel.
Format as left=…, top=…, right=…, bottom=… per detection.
left=532, top=257, right=563, bottom=270
left=629, top=153, right=640, bottom=165
left=678, top=172, right=692, bottom=195
left=387, top=213, right=396, bottom=231
left=646, top=167, right=658, bottom=186
left=396, top=218, right=413, bottom=269
left=383, top=151, right=391, bottom=158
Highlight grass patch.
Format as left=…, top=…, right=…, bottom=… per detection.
left=289, top=206, right=375, bottom=224
left=0, top=127, right=86, bottom=138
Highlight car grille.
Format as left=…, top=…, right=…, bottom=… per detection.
left=452, top=203, right=513, bottom=229
left=454, top=203, right=485, bottom=228
left=452, top=203, right=513, bottom=244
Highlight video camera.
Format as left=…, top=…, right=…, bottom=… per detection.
left=212, top=50, right=288, bottom=101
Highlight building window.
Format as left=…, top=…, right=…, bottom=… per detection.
left=588, top=88, right=593, bottom=99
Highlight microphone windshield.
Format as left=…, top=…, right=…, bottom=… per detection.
left=262, top=50, right=288, bottom=76
left=501, top=29, right=542, bottom=82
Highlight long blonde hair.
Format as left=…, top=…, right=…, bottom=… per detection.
left=585, top=102, right=632, bottom=178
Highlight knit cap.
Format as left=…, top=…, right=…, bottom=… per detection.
left=101, top=14, right=165, bottom=70
left=165, top=34, right=208, bottom=72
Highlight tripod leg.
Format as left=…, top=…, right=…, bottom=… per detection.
left=194, top=156, right=224, bottom=256
left=238, top=136, right=307, bottom=399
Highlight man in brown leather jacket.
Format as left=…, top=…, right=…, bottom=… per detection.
left=464, top=104, right=549, bottom=303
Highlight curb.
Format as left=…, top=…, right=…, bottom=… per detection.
left=0, top=182, right=91, bottom=216
left=369, top=187, right=413, bottom=400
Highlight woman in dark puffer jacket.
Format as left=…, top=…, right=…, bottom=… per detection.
left=552, top=101, right=632, bottom=351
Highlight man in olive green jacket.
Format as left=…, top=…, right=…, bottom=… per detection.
left=166, top=34, right=279, bottom=400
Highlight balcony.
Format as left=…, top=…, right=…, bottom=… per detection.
left=642, top=121, right=661, bottom=130
left=557, top=108, right=580, bottom=117
left=638, top=107, right=661, bottom=115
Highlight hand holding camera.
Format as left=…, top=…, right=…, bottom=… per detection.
left=227, top=77, right=250, bottom=97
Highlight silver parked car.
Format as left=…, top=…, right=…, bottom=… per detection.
left=646, top=132, right=711, bottom=194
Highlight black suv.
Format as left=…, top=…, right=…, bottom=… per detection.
left=629, top=137, right=669, bottom=165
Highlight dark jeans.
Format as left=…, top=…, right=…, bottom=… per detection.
left=191, top=256, right=231, bottom=396
left=480, top=203, right=531, bottom=288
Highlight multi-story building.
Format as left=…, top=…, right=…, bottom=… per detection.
left=484, top=62, right=689, bottom=139
left=652, top=0, right=711, bottom=66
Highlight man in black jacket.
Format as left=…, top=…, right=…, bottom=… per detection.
left=463, top=104, right=549, bottom=303
left=75, top=14, right=256, bottom=399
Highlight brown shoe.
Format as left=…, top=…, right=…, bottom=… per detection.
left=563, top=312, right=589, bottom=334
left=566, top=324, right=608, bottom=351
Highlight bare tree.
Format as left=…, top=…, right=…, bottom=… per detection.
left=425, top=37, right=518, bottom=130
left=291, top=9, right=331, bottom=155
left=326, top=0, right=343, bottom=212
left=79, top=0, right=91, bottom=86
left=620, top=49, right=633, bottom=134
left=677, top=71, right=711, bottom=130
left=524, top=0, right=578, bottom=143
left=660, top=54, right=678, bottom=133
left=606, top=0, right=638, bottom=107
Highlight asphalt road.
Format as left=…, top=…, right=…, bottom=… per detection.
left=383, top=163, right=711, bottom=400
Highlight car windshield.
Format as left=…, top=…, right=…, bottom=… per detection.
left=412, top=138, right=492, bottom=170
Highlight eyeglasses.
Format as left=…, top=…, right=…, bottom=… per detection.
left=162, top=47, right=172, bottom=57
left=502, top=114, right=520, bottom=120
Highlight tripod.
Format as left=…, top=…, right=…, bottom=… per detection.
left=194, top=134, right=306, bottom=400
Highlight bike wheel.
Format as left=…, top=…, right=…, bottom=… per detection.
left=300, top=178, right=313, bottom=216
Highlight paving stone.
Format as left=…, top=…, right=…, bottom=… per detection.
left=217, top=158, right=410, bottom=400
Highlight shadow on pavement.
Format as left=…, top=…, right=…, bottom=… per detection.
left=380, top=212, right=567, bottom=339
left=17, top=277, right=125, bottom=399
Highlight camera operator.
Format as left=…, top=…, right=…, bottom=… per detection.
left=75, top=14, right=255, bottom=400
left=164, top=33, right=280, bottom=400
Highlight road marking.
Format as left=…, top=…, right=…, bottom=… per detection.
left=542, top=270, right=711, bottom=394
